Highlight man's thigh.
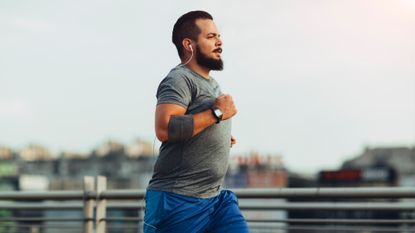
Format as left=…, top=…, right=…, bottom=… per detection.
left=143, top=190, right=211, bottom=233
left=208, top=190, right=249, bottom=233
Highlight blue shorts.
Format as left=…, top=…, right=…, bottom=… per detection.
left=143, top=190, right=249, bottom=233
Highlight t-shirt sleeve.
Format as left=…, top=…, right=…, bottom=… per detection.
left=156, top=76, right=192, bottom=108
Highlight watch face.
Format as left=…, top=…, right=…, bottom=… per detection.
left=214, top=108, right=223, bottom=118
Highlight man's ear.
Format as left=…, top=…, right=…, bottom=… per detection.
left=182, top=39, right=193, bottom=52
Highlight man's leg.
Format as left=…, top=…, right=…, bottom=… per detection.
left=208, top=190, right=249, bottom=233
left=143, top=190, right=211, bottom=233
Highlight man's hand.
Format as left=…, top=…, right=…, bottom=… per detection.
left=214, top=94, right=237, bottom=120
left=231, top=135, right=236, bottom=147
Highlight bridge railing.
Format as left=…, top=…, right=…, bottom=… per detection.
left=0, top=176, right=414, bottom=233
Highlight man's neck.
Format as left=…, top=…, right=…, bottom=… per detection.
left=185, top=61, right=210, bottom=79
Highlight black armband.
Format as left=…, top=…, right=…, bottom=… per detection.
left=168, top=115, right=194, bottom=142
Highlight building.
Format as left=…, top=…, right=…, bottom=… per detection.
left=342, top=146, right=415, bottom=186
left=19, top=144, right=52, bottom=161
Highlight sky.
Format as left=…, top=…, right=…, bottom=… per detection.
left=1, top=0, right=414, bottom=173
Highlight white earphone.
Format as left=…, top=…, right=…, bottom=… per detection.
left=183, top=44, right=194, bottom=65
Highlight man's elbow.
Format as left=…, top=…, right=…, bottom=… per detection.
left=156, top=130, right=168, bottom=142
left=155, top=114, right=194, bottom=142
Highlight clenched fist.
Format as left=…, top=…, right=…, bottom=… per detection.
left=214, top=94, right=237, bottom=120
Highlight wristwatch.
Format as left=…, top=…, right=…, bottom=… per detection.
left=211, top=107, right=223, bottom=124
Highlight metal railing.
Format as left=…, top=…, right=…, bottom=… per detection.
left=0, top=176, right=414, bottom=233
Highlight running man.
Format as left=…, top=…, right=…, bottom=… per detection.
left=144, top=10, right=249, bottom=233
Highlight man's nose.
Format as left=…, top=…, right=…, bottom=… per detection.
left=216, top=37, right=222, bottom=47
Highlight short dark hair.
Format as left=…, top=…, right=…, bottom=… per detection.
left=172, top=11, right=213, bottom=58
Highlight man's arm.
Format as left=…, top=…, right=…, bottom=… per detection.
left=155, top=94, right=237, bottom=142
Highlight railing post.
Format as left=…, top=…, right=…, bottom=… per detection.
left=96, top=176, right=107, bottom=233
left=30, top=225, right=39, bottom=233
left=83, top=176, right=95, bottom=233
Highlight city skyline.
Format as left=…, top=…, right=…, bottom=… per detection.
left=1, top=1, right=414, bottom=173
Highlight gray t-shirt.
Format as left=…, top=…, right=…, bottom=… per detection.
left=147, top=64, right=232, bottom=198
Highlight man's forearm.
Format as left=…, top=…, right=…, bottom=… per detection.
left=192, top=109, right=217, bottom=136
left=165, top=109, right=216, bottom=142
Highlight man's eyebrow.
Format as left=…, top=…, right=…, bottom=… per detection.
left=207, top=32, right=221, bottom=37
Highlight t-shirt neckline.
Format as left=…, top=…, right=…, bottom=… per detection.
left=178, top=64, right=213, bottom=82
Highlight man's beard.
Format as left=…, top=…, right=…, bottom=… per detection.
left=195, top=45, right=224, bottom=71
